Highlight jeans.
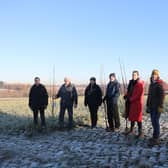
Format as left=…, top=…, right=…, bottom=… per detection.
left=150, top=108, right=161, bottom=139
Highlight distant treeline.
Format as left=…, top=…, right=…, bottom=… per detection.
left=0, top=81, right=86, bottom=98
left=0, top=81, right=168, bottom=98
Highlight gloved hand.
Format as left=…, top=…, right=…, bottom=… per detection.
left=121, top=112, right=128, bottom=119
left=29, top=105, right=33, bottom=110
left=102, top=97, right=106, bottom=103
left=74, top=104, right=77, bottom=108
left=43, top=105, right=48, bottom=109
left=84, top=100, right=87, bottom=107
left=146, top=106, right=150, bottom=113
left=98, top=99, right=103, bottom=106
left=158, top=106, right=163, bottom=113
left=123, top=95, right=127, bottom=100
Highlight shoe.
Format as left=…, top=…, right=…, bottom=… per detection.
left=106, top=127, right=114, bottom=132
left=41, top=125, right=46, bottom=129
left=114, top=128, right=120, bottom=132
left=148, top=138, right=160, bottom=147
left=59, top=123, right=64, bottom=130
left=126, top=129, right=135, bottom=136
left=152, top=138, right=160, bottom=145
left=136, top=131, right=144, bottom=139
left=33, top=125, right=38, bottom=130
left=91, top=126, right=97, bottom=129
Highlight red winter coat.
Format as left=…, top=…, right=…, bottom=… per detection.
left=128, top=80, right=144, bottom=122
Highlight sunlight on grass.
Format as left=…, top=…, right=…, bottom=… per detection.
left=0, top=96, right=167, bottom=135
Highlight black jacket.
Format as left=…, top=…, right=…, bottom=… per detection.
left=84, top=84, right=102, bottom=107
left=29, top=84, right=48, bottom=110
left=104, top=80, right=120, bottom=104
left=57, top=83, right=78, bottom=106
left=147, top=79, right=164, bottom=109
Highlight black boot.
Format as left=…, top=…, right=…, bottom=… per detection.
left=126, top=122, right=135, bottom=135
left=137, top=129, right=144, bottom=138
left=137, top=122, right=144, bottom=138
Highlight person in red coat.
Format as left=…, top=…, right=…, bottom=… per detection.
left=125, top=71, right=144, bottom=138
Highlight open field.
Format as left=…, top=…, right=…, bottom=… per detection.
left=0, top=97, right=103, bottom=134
left=0, top=96, right=168, bottom=133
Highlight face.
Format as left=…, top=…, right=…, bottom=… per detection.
left=90, top=80, right=95, bottom=85
left=35, top=78, right=40, bottom=86
left=110, top=76, right=115, bottom=82
left=132, top=72, right=139, bottom=81
left=64, top=77, right=71, bottom=86
left=152, top=74, right=158, bottom=81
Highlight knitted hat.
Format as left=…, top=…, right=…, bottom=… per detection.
left=90, top=77, right=96, bottom=82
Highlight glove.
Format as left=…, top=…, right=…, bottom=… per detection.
left=146, top=106, right=150, bottom=113
left=124, top=96, right=130, bottom=103
left=158, top=107, right=163, bottom=113
left=98, top=99, right=102, bottom=106
left=74, top=104, right=77, bottom=108
left=121, top=112, right=128, bottom=119
left=84, top=100, right=87, bottom=107
left=103, top=97, right=106, bottom=103
left=123, top=95, right=127, bottom=100
left=29, top=104, right=33, bottom=110
left=44, top=105, right=48, bottom=109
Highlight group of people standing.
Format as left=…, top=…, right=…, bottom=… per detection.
left=28, top=69, right=165, bottom=146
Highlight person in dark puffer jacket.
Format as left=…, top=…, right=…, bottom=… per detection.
left=84, top=77, right=102, bottom=128
left=146, top=69, right=165, bottom=146
left=29, top=77, right=48, bottom=128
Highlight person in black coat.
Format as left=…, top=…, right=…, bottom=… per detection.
left=29, top=77, right=48, bottom=128
left=103, top=73, right=120, bottom=132
left=146, top=70, right=165, bottom=146
left=84, top=77, right=102, bottom=128
left=53, top=77, right=78, bottom=129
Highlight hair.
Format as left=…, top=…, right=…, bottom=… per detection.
left=34, top=77, right=40, bottom=81
left=151, top=69, right=159, bottom=77
left=90, top=77, right=96, bottom=82
left=109, top=73, right=116, bottom=78
left=132, top=70, right=139, bottom=76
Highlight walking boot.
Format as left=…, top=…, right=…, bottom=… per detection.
left=126, top=127, right=135, bottom=136
left=148, top=138, right=160, bottom=147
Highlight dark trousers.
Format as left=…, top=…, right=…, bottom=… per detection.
left=88, top=105, right=99, bottom=128
left=130, top=121, right=142, bottom=133
left=150, top=108, right=161, bottom=139
left=33, top=108, right=46, bottom=127
left=59, top=104, right=73, bottom=129
left=107, top=102, right=120, bottom=129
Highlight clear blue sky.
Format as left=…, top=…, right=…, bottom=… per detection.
left=0, top=0, right=168, bottom=84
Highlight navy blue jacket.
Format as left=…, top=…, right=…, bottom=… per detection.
left=104, top=80, right=120, bottom=104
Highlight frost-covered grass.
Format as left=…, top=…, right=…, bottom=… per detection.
left=0, top=97, right=103, bottom=134
left=0, top=96, right=167, bottom=134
